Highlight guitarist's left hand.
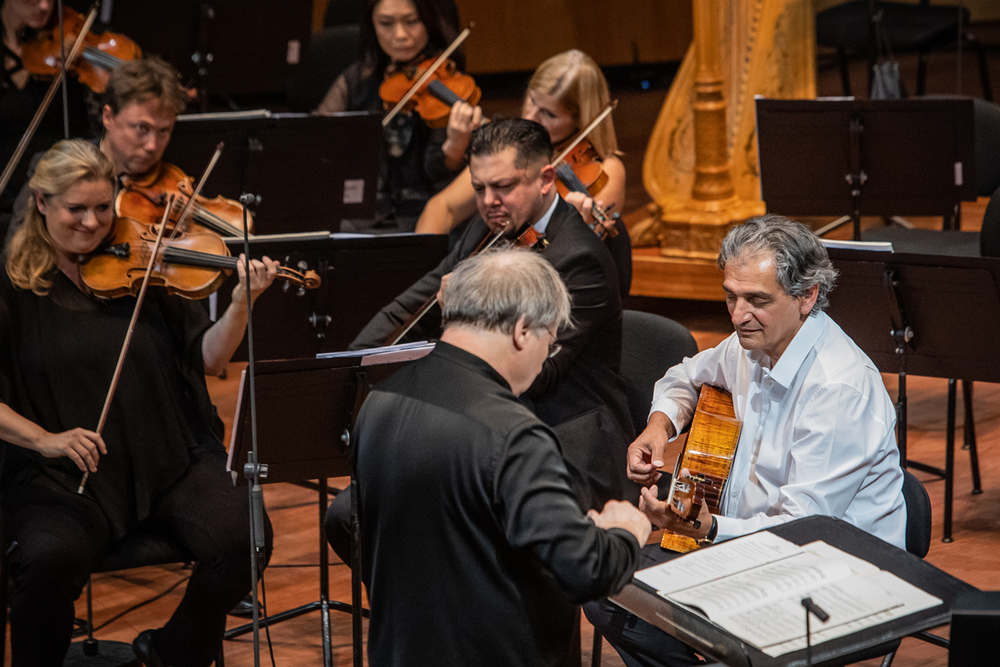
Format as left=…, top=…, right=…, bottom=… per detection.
left=639, top=483, right=713, bottom=540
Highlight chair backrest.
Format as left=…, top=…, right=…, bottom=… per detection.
left=620, top=310, right=699, bottom=435
left=981, top=184, right=1000, bottom=258
left=901, top=467, right=932, bottom=558
left=975, top=99, right=1000, bottom=198
left=287, top=24, right=361, bottom=113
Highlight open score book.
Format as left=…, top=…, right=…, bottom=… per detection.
left=634, top=531, right=941, bottom=657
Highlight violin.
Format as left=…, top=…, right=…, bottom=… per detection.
left=20, top=6, right=142, bottom=94
left=383, top=221, right=546, bottom=346
left=554, top=140, right=609, bottom=199
left=116, top=162, right=251, bottom=238
left=552, top=139, right=619, bottom=240
left=80, top=217, right=320, bottom=300
left=379, top=56, right=481, bottom=128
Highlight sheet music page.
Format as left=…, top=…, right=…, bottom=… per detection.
left=760, top=570, right=942, bottom=656
left=634, top=531, right=802, bottom=595
left=643, top=537, right=942, bottom=656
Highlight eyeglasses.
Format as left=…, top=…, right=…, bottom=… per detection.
left=545, top=328, right=562, bottom=358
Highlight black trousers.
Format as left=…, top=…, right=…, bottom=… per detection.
left=583, top=544, right=706, bottom=667
left=5, top=449, right=273, bottom=667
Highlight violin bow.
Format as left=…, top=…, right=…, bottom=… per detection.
left=0, top=6, right=99, bottom=200
left=551, top=100, right=617, bottom=167
left=385, top=222, right=505, bottom=346
left=382, top=23, right=474, bottom=127
left=168, top=142, right=225, bottom=238
left=78, top=198, right=174, bottom=494
left=550, top=100, right=621, bottom=238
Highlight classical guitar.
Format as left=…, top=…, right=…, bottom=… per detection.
left=660, top=385, right=742, bottom=553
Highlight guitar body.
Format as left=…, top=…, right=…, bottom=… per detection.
left=660, top=385, right=742, bottom=553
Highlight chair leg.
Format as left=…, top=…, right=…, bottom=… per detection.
left=880, top=648, right=897, bottom=667
left=836, top=46, right=852, bottom=97
left=917, top=50, right=930, bottom=96
left=943, top=379, right=956, bottom=542
left=591, top=629, right=602, bottom=667
left=967, top=34, right=994, bottom=102
left=962, top=380, right=982, bottom=494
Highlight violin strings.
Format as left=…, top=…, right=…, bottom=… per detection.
left=81, top=47, right=122, bottom=70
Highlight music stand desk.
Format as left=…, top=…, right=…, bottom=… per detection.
left=610, top=516, right=975, bottom=667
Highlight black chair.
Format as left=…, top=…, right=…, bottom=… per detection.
left=816, top=0, right=992, bottom=101
left=0, top=531, right=223, bottom=666
left=286, top=23, right=361, bottom=113
left=592, top=310, right=698, bottom=666
left=619, top=310, right=700, bottom=436
left=873, top=468, right=950, bottom=666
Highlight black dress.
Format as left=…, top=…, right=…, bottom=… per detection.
left=0, top=269, right=269, bottom=667
left=336, top=62, right=462, bottom=232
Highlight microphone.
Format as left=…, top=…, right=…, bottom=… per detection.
left=801, top=597, right=830, bottom=667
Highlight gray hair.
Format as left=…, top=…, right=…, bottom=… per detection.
left=717, top=214, right=838, bottom=314
left=441, top=248, right=572, bottom=335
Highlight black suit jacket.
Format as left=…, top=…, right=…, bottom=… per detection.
left=351, top=198, right=638, bottom=509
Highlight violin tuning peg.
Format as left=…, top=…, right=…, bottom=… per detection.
left=282, top=281, right=290, bottom=293
left=297, top=287, right=306, bottom=297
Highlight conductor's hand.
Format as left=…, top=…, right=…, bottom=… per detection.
left=627, top=411, right=675, bottom=485
left=587, top=500, right=652, bottom=546
left=34, top=428, right=107, bottom=473
left=639, top=482, right=712, bottom=540
left=231, top=254, right=279, bottom=309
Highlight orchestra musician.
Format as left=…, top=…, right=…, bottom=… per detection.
left=415, top=49, right=631, bottom=296
left=355, top=248, right=650, bottom=666
left=4, top=54, right=187, bottom=246
left=326, top=118, right=636, bottom=562
left=585, top=215, right=907, bottom=667
left=1, top=0, right=91, bottom=238
left=0, top=138, right=278, bottom=667
left=314, top=0, right=483, bottom=233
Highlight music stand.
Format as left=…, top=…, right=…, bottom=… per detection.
left=223, top=346, right=433, bottom=667
left=756, top=98, right=977, bottom=240
left=209, top=232, right=450, bottom=361
left=825, top=246, right=1000, bottom=541
left=610, top=516, right=976, bottom=667
left=163, top=111, right=382, bottom=232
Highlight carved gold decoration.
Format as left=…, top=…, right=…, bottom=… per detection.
left=633, top=0, right=816, bottom=262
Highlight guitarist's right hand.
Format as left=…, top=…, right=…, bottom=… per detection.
left=627, top=412, right=675, bottom=485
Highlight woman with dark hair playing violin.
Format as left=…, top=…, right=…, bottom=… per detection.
left=415, top=50, right=631, bottom=295
left=314, top=0, right=483, bottom=233
left=0, top=138, right=278, bottom=667
left=1, top=0, right=90, bottom=236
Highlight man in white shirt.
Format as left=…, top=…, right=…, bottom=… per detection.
left=586, top=215, right=906, bottom=667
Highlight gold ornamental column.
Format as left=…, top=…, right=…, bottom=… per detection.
left=657, top=0, right=763, bottom=261
left=629, top=0, right=816, bottom=299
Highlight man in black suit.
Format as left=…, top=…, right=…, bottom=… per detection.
left=329, top=119, right=634, bottom=559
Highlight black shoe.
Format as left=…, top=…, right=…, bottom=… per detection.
left=228, top=593, right=255, bottom=617
left=133, top=630, right=170, bottom=667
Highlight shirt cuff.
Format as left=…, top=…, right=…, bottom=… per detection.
left=648, top=400, right=682, bottom=441
left=713, top=515, right=742, bottom=543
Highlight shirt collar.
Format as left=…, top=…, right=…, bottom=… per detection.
left=756, top=311, right=827, bottom=388
left=532, top=193, right=560, bottom=235
left=432, top=341, right=512, bottom=393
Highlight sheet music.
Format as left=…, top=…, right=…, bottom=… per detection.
left=635, top=535, right=941, bottom=656
left=634, top=531, right=801, bottom=595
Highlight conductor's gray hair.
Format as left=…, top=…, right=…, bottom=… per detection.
left=441, top=248, right=573, bottom=335
left=717, top=215, right=839, bottom=314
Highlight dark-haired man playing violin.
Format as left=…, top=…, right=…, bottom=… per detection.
left=327, top=118, right=637, bottom=561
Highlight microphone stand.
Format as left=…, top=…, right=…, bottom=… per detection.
left=801, top=597, right=830, bottom=667
left=240, top=192, right=266, bottom=667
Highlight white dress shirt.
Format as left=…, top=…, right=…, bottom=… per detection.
left=649, top=311, right=907, bottom=549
